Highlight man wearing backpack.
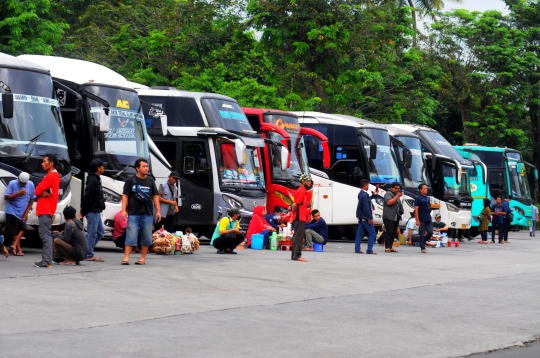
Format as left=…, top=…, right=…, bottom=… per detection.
left=157, top=171, right=180, bottom=233
left=120, top=158, right=161, bottom=265
left=502, top=195, right=513, bottom=243
left=81, top=159, right=106, bottom=262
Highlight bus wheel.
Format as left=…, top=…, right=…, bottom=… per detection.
left=469, top=227, right=479, bottom=238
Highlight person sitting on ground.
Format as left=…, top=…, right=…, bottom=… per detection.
left=52, top=206, right=88, bottom=265
left=432, top=214, right=448, bottom=237
left=112, top=210, right=143, bottom=253
left=246, top=206, right=276, bottom=248
left=264, top=205, right=286, bottom=232
left=303, top=209, right=329, bottom=251
left=211, top=208, right=245, bottom=254
left=406, top=212, right=436, bottom=247
left=0, top=231, right=8, bottom=258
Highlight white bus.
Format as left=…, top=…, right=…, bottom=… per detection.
left=19, top=55, right=150, bottom=232
left=134, top=86, right=275, bottom=237
left=0, top=53, right=72, bottom=229
left=293, top=112, right=413, bottom=239
left=386, top=125, right=472, bottom=231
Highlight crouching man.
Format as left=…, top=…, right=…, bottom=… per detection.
left=303, top=209, right=328, bottom=251
left=211, top=208, right=245, bottom=254
left=53, top=206, right=88, bottom=265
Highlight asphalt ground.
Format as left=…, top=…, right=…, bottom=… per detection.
left=1, top=230, right=540, bottom=357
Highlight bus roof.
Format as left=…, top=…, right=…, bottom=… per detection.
left=242, top=107, right=297, bottom=117
left=0, top=52, right=49, bottom=75
left=455, top=145, right=520, bottom=154
left=385, top=125, right=420, bottom=139
left=18, top=55, right=134, bottom=90
left=292, top=111, right=363, bottom=128
left=331, top=114, right=388, bottom=131
left=136, top=87, right=237, bottom=103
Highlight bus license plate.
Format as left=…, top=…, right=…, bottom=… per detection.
left=461, top=224, right=466, bottom=229
left=528, top=221, right=531, bottom=225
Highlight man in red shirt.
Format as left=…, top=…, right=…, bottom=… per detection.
left=33, top=154, right=61, bottom=268
left=291, top=174, right=312, bottom=262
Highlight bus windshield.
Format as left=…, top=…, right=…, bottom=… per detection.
left=442, top=164, right=471, bottom=198
left=264, top=114, right=309, bottom=181
left=218, top=142, right=264, bottom=189
left=397, top=136, right=430, bottom=189
left=359, top=128, right=401, bottom=184
left=508, top=161, right=532, bottom=198
left=0, top=67, right=70, bottom=176
left=86, top=85, right=149, bottom=168
left=202, top=99, right=255, bottom=135
left=420, top=130, right=470, bottom=166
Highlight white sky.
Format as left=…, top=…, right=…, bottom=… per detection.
left=442, top=0, right=508, bottom=13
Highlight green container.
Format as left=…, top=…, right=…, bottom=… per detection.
left=270, top=232, right=278, bottom=251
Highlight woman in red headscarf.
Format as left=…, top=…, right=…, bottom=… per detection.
left=246, top=206, right=276, bottom=248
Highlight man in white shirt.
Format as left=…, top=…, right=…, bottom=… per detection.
left=406, top=211, right=436, bottom=247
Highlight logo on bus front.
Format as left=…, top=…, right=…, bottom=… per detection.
left=275, top=118, right=300, bottom=134
left=191, top=203, right=202, bottom=210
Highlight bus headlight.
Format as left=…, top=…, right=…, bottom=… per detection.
left=222, top=194, right=243, bottom=209
left=512, top=206, right=525, bottom=217
left=103, top=187, right=122, bottom=203
left=446, top=202, right=460, bottom=212
left=374, top=197, right=384, bottom=206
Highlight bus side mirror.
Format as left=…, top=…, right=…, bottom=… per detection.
left=99, top=107, right=111, bottom=133
left=432, top=155, right=437, bottom=173
left=160, top=114, right=168, bottom=136
left=369, top=143, right=377, bottom=160
left=280, top=146, right=289, bottom=171
left=233, top=139, right=246, bottom=165
left=75, top=99, right=84, bottom=124
left=1, top=93, right=14, bottom=119
left=402, top=148, right=413, bottom=169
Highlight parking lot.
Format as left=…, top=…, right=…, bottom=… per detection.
left=1, top=230, right=540, bottom=357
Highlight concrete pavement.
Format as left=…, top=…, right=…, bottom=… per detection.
left=1, top=231, right=539, bottom=357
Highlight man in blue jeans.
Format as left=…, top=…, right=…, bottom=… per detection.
left=81, top=159, right=106, bottom=262
left=414, top=183, right=433, bottom=253
left=355, top=179, right=377, bottom=254
left=120, top=158, right=161, bottom=265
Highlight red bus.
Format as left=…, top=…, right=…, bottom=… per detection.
left=243, top=108, right=330, bottom=213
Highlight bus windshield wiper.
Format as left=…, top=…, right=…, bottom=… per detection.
left=22, top=132, right=45, bottom=163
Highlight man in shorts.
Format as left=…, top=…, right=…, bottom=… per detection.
left=4, top=172, right=35, bottom=256
left=120, top=158, right=161, bottom=265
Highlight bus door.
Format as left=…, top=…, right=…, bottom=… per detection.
left=153, top=137, right=213, bottom=227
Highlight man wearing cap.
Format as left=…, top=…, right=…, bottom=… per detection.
left=290, top=174, right=312, bottom=262
left=432, top=214, right=448, bottom=235
left=4, top=172, right=36, bottom=256
left=157, top=171, right=180, bottom=233
left=81, top=159, right=106, bottom=262
left=211, top=208, right=244, bottom=254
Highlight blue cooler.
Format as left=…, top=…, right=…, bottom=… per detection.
left=313, top=243, right=324, bottom=252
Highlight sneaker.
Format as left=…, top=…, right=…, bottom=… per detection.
left=530, top=232, right=533, bottom=237
left=216, top=249, right=226, bottom=254
left=33, top=261, right=52, bottom=268
left=225, top=250, right=237, bottom=254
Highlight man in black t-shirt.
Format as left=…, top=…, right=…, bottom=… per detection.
left=432, top=214, right=448, bottom=235
left=120, top=158, right=161, bottom=265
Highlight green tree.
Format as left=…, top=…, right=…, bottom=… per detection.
left=425, top=9, right=531, bottom=149
left=0, top=0, right=68, bottom=55
left=248, top=0, right=440, bottom=123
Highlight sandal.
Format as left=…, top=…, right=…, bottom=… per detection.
left=366, top=251, right=377, bottom=255
left=355, top=250, right=365, bottom=254
left=87, top=257, right=104, bottom=262
left=135, top=260, right=145, bottom=265
left=60, top=261, right=76, bottom=266
left=390, top=248, right=398, bottom=253
left=121, top=261, right=129, bottom=265
left=421, top=249, right=427, bottom=253
left=293, top=257, right=307, bottom=262
left=385, top=249, right=392, bottom=253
